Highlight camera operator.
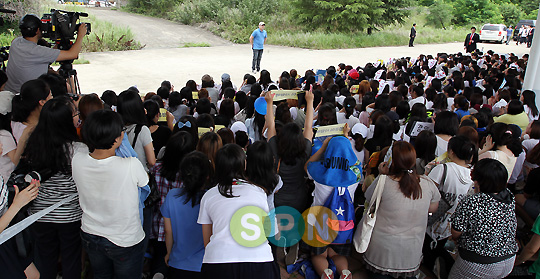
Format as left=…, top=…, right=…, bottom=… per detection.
left=5, top=14, right=87, bottom=93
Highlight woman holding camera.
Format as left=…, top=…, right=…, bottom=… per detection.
left=23, top=96, right=87, bottom=279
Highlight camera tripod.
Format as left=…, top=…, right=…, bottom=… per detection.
left=58, top=61, right=81, bottom=98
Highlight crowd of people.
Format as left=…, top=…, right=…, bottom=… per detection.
left=0, top=39, right=538, bottom=279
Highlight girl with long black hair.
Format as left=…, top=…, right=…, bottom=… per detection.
left=197, top=144, right=279, bottom=279
left=25, top=96, right=86, bottom=279
left=522, top=90, right=539, bottom=122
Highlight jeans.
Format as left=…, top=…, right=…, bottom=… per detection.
left=81, top=231, right=146, bottom=279
left=31, top=221, right=82, bottom=279
left=252, top=49, right=263, bottom=71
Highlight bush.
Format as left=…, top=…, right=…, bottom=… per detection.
left=452, top=0, right=502, bottom=25
left=499, top=3, right=525, bottom=26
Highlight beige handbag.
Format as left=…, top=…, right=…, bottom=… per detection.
left=353, top=174, right=386, bottom=253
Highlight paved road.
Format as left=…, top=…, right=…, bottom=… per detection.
left=73, top=8, right=530, bottom=95
left=87, top=7, right=230, bottom=49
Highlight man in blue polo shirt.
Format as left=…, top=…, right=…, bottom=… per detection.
left=249, top=22, right=267, bottom=74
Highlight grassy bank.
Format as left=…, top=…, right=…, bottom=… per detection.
left=128, top=2, right=468, bottom=49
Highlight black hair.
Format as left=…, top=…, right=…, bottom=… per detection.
left=454, top=95, right=469, bottom=110
left=448, top=135, right=478, bottom=164
left=275, top=102, right=292, bottom=124
left=215, top=144, right=247, bottom=198
left=168, top=91, right=182, bottom=108
left=20, top=14, right=41, bottom=37
left=396, top=101, right=410, bottom=119
left=246, top=75, right=256, bottom=85
left=343, top=96, right=356, bottom=119
left=82, top=109, right=123, bottom=152
left=195, top=98, right=211, bottom=115
left=410, top=103, right=427, bottom=121
left=322, top=90, right=336, bottom=105
left=244, top=96, right=257, bottom=118
left=12, top=79, right=50, bottom=122
left=117, top=90, right=147, bottom=126
left=24, top=97, right=79, bottom=173
left=235, top=131, right=249, bottom=149
left=507, top=100, right=524, bottom=115
left=156, top=86, right=169, bottom=100
left=101, top=90, right=117, bottom=107
left=434, top=111, right=458, bottom=136
left=143, top=100, right=160, bottom=126
left=38, top=73, right=68, bottom=98
left=160, top=131, right=195, bottom=182
left=196, top=113, right=215, bottom=129
left=488, top=122, right=513, bottom=149
left=178, top=151, right=214, bottom=207
left=223, top=87, right=236, bottom=100
left=161, top=80, right=172, bottom=91
left=414, top=130, right=437, bottom=163
left=372, top=115, right=394, bottom=147
left=316, top=103, right=337, bottom=126
left=173, top=116, right=198, bottom=146
left=472, top=158, right=508, bottom=193
left=277, top=122, right=307, bottom=165
left=374, top=94, right=391, bottom=113
left=260, top=70, right=272, bottom=89
left=246, top=141, right=278, bottom=195
left=250, top=82, right=263, bottom=97
left=235, top=91, right=247, bottom=110
left=522, top=90, right=538, bottom=118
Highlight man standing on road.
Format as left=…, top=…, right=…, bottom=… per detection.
left=506, top=26, right=513, bottom=45
left=5, top=14, right=87, bottom=93
left=409, top=23, right=416, bottom=47
left=249, top=22, right=267, bottom=74
left=464, top=26, right=480, bottom=53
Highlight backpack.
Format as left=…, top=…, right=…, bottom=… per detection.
left=322, top=187, right=355, bottom=244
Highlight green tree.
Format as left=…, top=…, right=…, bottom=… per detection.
left=452, top=0, right=503, bottom=25
left=291, top=0, right=385, bottom=31
left=376, top=0, right=414, bottom=26
left=426, top=0, right=454, bottom=29
left=499, top=3, right=525, bottom=26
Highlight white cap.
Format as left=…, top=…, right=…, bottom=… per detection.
left=259, top=22, right=265, bottom=26
left=351, top=123, right=368, bottom=138
left=231, top=121, right=248, bottom=135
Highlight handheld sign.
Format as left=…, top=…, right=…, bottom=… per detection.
left=409, top=122, right=434, bottom=137
left=270, top=90, right=303, bottom=101
left=214, top=125, right=226, bottom=131
left=158, top=108, right=167, bottom=122
left=351, top=85, right=359, bottom=94
left=198, top=127, right=211, bottom=138
left=192, top=92, right=199, bottom=100
left=315, top=124, right=346, bottom=137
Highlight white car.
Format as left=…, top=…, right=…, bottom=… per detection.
left=479, top=24, right=507, bottom=43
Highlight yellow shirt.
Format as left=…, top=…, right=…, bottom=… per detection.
left=494, top=112, right=530, bottom=132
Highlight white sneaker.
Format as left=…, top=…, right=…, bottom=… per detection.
left=321, top=269, right=334, bottom=279
left=340, top=269, right=352, bottom=279
left=152, top=273, right=165, bottom=279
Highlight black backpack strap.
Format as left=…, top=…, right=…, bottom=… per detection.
left=131, top=124, right=143, bottom=148
left=440, top=163, right=447, bottom=187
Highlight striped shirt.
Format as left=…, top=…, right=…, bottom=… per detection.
left=28, top=142, right=87, bottom=223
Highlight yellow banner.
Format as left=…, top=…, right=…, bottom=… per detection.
left=214, top=125, right=226, bottom=131
left=192, top=91, right=199, bottom=100
left=198, top=127, right=211, bottom=138
left=158, top=108, right=167, bottom=122
left=315, top=124, right=345, bottom=137
left=270, top=90, right=302, bottom=101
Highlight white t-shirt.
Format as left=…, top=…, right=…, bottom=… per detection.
left=435, top=135, right=449, bottom=158
left=336, top=112, right=360, bottom=129
left=10, top=121, right=26, bottom=144
left=125, top=124, right=153, bottom=172
left=427, top=162, right=473, bottom=239
left=0, top=130, right=16, bottom=181
left=72, top=152, right=149, bottom=247
left=197, top=181, right=274, bottom=264
left=523, top=139, right=539, bottom=152
left=509, top=151, right=526, bottom=184
left=409, top=96, right=427, bottom=108
left=524, top=105, right=539, bottom=122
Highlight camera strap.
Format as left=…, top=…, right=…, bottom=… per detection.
left=0, top=193, right=77, bottom=246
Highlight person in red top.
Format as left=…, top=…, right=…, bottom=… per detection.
left=464, top=27, right=480, bottom=53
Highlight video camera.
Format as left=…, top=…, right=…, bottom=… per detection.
left=40, top=9, right=91, bottom=50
